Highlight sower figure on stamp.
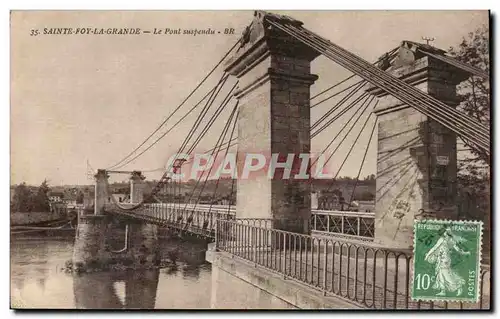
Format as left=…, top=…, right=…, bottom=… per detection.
left=424, top=228, right=471, bottom=297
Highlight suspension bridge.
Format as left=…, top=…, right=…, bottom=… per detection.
left=72, top=11, right=490, bottom=309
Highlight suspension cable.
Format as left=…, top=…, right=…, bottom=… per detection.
left=182, top=102, right=239, bottom=222
left=323, top=103, right=377, bottom=194
left=310, top=46, right=398, bottom=101
left=311, top=80, right=364, bottom=109
left=185, top=83, right=238, bottom=155
left=206, top=107, right=239, bottom=216
left=311, top=80, right=366, bottom=132
left=148, top=77, right=235, bottom=197
left=106, top=40, right=240, bottom=170
left=286, top=22, right=491, bottom=141
left=112, top=74, right=230, bottom=170
left=266, top=19, right=490, bottom=154
left=201, top=47, right=395, bottom=152
left=311, top=95, right=373, bottom=169
left=312, top=91, right=369, bottom=138
left=108, top=76, right=233, bottom=210
left=164, top=83, right=236, bottom=183
left=293, top=24, right=492, bottom=148
left=346, top=116, right=378, bottom=205
left=419, top=48, right=489, bottom=80
left=168, top=74, right=230, bottom=165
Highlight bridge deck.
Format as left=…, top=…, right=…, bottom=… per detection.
left=105, top=203, right=375, bottom=240
left=215, top=221, right=490, bottom=310
left=102, top=203, right=489, bottom=310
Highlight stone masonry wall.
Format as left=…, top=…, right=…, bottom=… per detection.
left=371, top=55, right=463, bottom=249
left=72, top=215, right=109, bottom=267
left=232, top=55, right=316, bottom=234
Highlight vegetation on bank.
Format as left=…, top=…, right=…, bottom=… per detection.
left=449, top=25, right=490, bottom=221
left=11, top=180, right=51, bottom=212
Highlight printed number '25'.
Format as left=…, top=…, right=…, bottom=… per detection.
left=415, top=273, right=431, bottom=290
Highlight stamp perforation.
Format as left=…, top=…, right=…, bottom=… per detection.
left=411, top=218, right=484, bottom=304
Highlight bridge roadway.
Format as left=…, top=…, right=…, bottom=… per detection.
left=104, top=203, right=375, bottom=241
left=103, top=203, right=489, bottom=309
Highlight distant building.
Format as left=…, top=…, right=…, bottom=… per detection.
left=65, top=199, right=78, bottom=208
left=63, top=190, right=78, bottom=208
left=48, top=192, right=64, bottom=203
left=107, top=193, right=128, bottom=204
left=318, top=191, right=343, bottom=210
left=49, top=201, right=67, bottom=213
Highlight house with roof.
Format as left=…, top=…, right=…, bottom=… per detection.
left=48, top=191, right=64, bottom=203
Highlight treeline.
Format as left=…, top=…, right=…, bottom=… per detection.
left=142, top=176, right=376, bottom=203
left=11, top=180, right=51, bottom=213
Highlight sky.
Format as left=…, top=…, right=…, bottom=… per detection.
left=10, top=10, right=488, bottom=186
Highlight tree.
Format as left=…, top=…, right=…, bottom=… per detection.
left=448, top=26, right=490, bottom=235
left=364, top=174, right=376, bottom=182
left=449, top=25, right=490, bottom=165
left=331, top=189, right=345, bottom=204
left=12, top=182, right=33, bottom=212
left=76, top=191, right=84, bottom=204
left=356, top=190, right=375, bottom=201
left=32, top=180, right=51, bottom=211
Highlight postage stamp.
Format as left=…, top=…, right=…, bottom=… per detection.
left=411, top=219, right=483, bottom=303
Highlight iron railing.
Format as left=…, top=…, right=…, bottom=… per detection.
left=107, top=203, right=376, bottom=240
left=311, top=211, right=375, bottom=241
left=215, top=219, right=490, bottom=310
left=108, top=202, right=234, bottom=237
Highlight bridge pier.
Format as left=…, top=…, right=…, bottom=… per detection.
left=366, top=41, right=470, bottom=249
left=127, top=171, right=160, bottom=266
left=73, top=169, right=161, bottom=270
left=73, top=169, right=109, bottom=269
left=225, top=11, right=320, bottom=234
left=72, top=214, right=109, bottom=269
left=126, top=221, right=161, bottom=267
left=94, top=169, right=109, bottom=215
left=130, top=171, right=145, bottom=204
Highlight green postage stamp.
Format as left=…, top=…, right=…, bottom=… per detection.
left=412, top=219, right=483, bottom=303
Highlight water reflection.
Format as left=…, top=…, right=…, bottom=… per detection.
left=73, top=272, right=123, bottom=309
left=11, top=236, right=213, bottom=309
left=73, top=269, right=160, bottom=309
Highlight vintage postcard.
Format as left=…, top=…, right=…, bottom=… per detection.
left=412, top=219, right=483, bottom=303
left=10, top=10, right=491, bottom=310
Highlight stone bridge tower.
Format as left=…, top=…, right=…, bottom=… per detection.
left=224, top=11, right=320, bottom=234
left=366, top=41, right=470, bottom=249
left=72, top=170, right=159, bottom=270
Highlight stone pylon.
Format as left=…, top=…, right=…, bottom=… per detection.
left=225, top=11, right=320, bottom=234
left=366, top=41, right=470, bottom=249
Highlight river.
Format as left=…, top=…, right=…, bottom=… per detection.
left=10, top=234, right=214, bottom=309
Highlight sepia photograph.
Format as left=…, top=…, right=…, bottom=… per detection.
left=9, top=9, right=491, bottom=310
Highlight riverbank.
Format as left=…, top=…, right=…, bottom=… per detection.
left=11, top=210, right=67, bottom=226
